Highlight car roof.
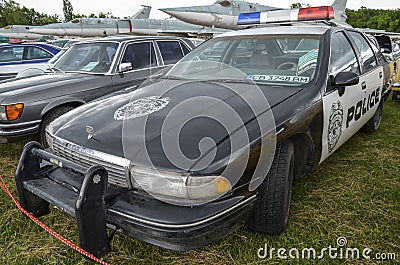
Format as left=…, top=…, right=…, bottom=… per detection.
left=75, top=35, right=189, bottom=44
left=214, top=25, right=332, bottom=38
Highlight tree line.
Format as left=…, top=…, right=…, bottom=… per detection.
left=0, top=0, right=399, bottom=33
left=0, top=0, right=119, bottom=27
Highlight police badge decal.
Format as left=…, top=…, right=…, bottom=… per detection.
left=328, top=101, right=343, bottom=153
left=114, top=96, right=170, bottom=121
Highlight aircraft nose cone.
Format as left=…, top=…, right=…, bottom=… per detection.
left=160, top=5, right=212, bottom=14
left=159, top=7, right=196, bottom=21
left=159, top=8, right=181, bottom=17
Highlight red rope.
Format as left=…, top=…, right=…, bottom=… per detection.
left=0, top=175, right=111, bottom=265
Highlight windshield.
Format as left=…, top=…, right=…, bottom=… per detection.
left=53, top=42, right=119, bottom=73
left=166, top=35, right=321, bottom=86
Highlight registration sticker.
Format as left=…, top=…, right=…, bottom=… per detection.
left=247, top=74, right=310, bottom=83
left=81, top=62, right=98, bottom=71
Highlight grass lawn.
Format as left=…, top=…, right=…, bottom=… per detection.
left=0, top=99, right=399, bottom=264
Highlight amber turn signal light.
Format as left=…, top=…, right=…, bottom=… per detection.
left=6, top=103, right=24, bottom=120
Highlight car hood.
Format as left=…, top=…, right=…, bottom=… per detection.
left=0, top=73, right=108, bottom=104
left=52, top=79, right=300, bottom=171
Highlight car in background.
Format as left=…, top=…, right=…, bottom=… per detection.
left=187, top=38, right=205, bottom=47
left=13, top=6, right=391, bottom=256
left=50, top=39, right=70, bottom=48
left=0, top=36, right=194, bottom=144
left=375, top=35, right=400, bottom=100
left=0, top=43, right=61, bottom=80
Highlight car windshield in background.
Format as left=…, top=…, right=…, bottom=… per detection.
left=166, top=35, right=321, bottom=86
left=53, top=42, right=119, bottom=73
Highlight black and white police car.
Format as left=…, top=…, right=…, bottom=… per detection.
left=15, top=6, right=391, bottom=258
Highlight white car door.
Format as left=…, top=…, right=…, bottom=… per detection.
left=320, top=30, right=383, bottom=163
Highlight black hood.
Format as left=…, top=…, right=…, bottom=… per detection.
left=52, top=79, right=300, bottom=171
left=0, top=73, right=110, bottom=104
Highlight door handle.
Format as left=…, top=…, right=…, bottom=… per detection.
left=361, top=81, right=367, bottom=90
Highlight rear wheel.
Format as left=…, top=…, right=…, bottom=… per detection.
left=40, top=106, right=73, bottom=148
left=247, top=140, right=294, bottom=235
left=362, top=101, right=383, bottom=134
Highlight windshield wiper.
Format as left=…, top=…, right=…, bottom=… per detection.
left=206, top=78, right=254, bottom=84
left=160, top=75, right=185, bottom=80
left=47, top=67, right=65, bottom=74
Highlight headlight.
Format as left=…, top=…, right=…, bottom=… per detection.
left=45, top=122, right=54, bottom=149
left=130, top=167, right=232, bottom=206
left=0, top=103, right=24, bottom=121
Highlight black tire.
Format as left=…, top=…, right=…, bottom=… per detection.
left=247, top=140, right=294, bottom=235
left=40, top=106, right=73, bottom=148
left=361, top=101, right=383, bottom=134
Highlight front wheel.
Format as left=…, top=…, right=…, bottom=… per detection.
left=40, top=106, right=73, bottom=148
left=247, top=140, right=295, bottom=235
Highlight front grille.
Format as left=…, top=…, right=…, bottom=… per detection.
left=53, top=138, right=130, bottom=188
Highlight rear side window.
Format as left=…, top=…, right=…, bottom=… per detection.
left=0, top=46, right=23, bottom=62
left=347, top=31, right=377, bottom=72
left=26, top=47, right=53, bottom=60
left=181, top=43, right=191, bottom=55
left=157, top=41, right=184, bottom=65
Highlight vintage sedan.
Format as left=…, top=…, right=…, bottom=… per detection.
left=0, top=42, right=61, bottom=80
left=14, top=7, right=391, bottom=258
left=0, top=36, right=194, bottom=144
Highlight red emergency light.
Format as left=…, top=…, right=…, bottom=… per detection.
left=298, top=6, right=335, bottom=21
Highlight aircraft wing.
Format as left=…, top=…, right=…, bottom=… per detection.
left=358, top=28, right=400, bottom=37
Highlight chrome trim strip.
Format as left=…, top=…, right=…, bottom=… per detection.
left=108, top=194, right=256, bottom=229
left=0, top=120, right=41, bottom=129
left=0, top=125, right=39, bottom=136
left=276, top=127, right=285, bottom=135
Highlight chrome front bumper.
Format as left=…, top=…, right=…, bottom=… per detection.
left=0, top=120, right=41, bottom=143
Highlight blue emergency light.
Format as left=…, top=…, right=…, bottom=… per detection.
left=237, top=12, right=261, bottom=25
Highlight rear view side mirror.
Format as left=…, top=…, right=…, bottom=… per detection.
left=119, top=62, right=132, bottom=73
left=334, top=71, right=359, bottom=87
left=334, top=71, right=359, bottom=97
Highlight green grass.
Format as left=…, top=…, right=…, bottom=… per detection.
left=0, top=100, right=399, bottom=264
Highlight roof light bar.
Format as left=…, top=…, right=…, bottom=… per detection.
left=237, top=6, right=334, bottom=25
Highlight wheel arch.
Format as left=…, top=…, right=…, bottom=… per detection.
left=40, top=98, right=86, bottom=118
left=286, top=132, right=316, bottom=179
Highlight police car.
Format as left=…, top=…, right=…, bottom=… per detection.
left=15, top=6, right=390, bottom=257
left=0, top=43, right=61, bottom=80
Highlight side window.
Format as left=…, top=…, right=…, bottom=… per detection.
left=122, top=42, right=156, bottom=70
left=0, top=47, right=23, bottom=62
left=328, top=32, right=360, bottom=92
left=181, top=43, right=191, bottom=55
left=329, top=32, right=360, bottom=76
left=347, top=31, right=377, bottom=72
left=157, top=41, right=184, bottom=65
left=368, top=37, right=386, bottom=65
left=26, top=47, right=53, bottom=60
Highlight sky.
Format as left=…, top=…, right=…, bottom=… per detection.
left=13, top=0, right=400, bottom=20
